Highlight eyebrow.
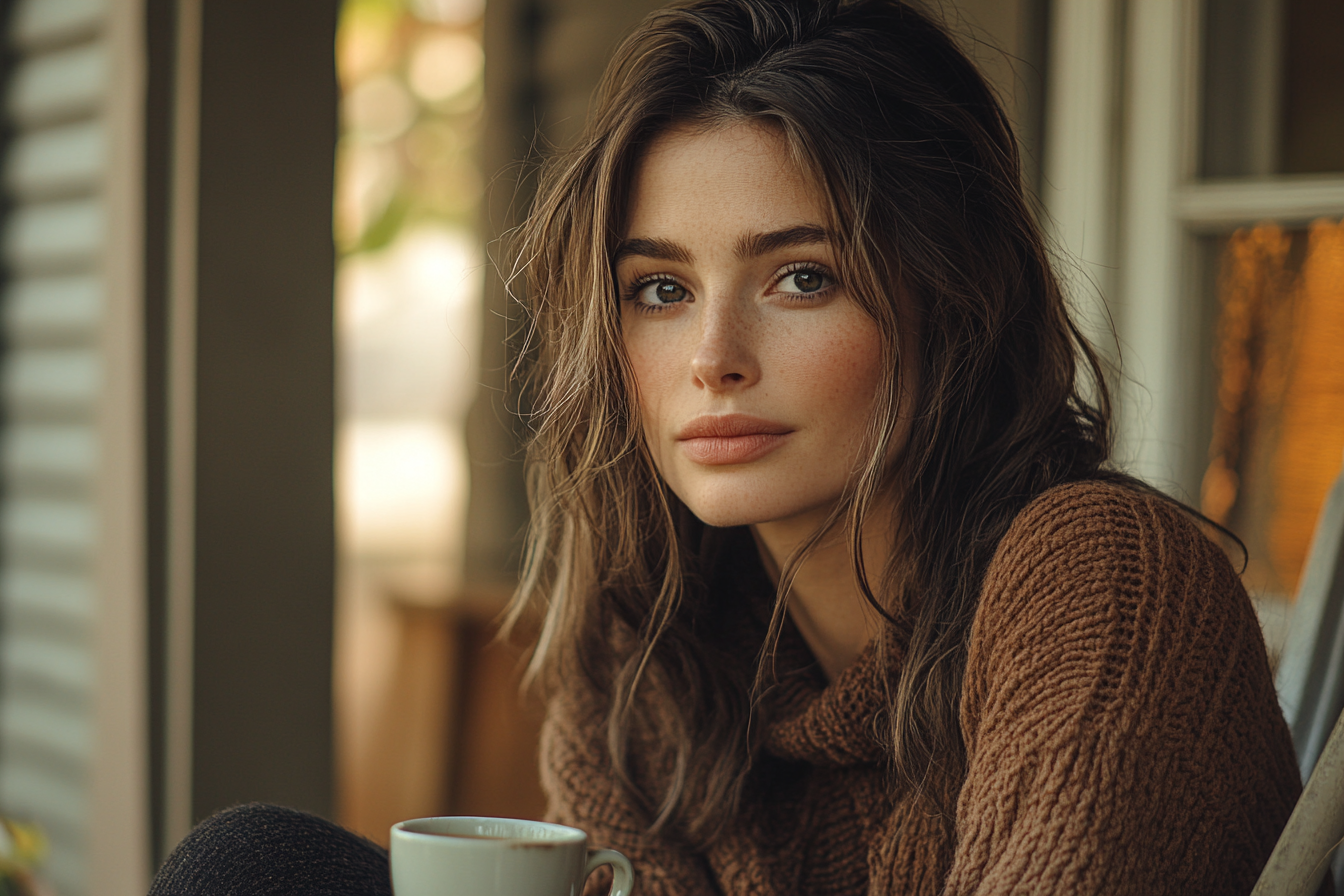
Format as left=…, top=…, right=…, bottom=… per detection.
left=612, top=225, right=831, bottom=265
left=734, top=224, right=830, bottom=260
left=612, top=237, right=691, bottom=265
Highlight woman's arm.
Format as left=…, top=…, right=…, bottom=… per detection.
left=946, top=482, right=1305, bottom=896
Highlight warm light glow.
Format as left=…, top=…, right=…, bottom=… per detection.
left=337, top=227, right=481, bottom=407
left=344, top=74, right=418, bottom=143
left=1270, top=220, right=1344, bottom=593
left=333, top=0, right=488, bottom=842
left=1201, top=224, right=1291, bottom=526
left=408, top=33, right=483, bottom=102
left=337, top=1, right=400, bottom=86
left=410, top=0, right=485, bottom=25
left=1203, top=218, right=1344, bottom=599
left=337, top=419, right=468, bottom=563
left=335, top=225, right=482, bottom=582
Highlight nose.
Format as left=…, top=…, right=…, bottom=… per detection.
left=689, top=298, right=759, bottom=391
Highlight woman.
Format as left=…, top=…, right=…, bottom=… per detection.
left=150, top=1, right=1304, bottom=894
left=509, top=0, right=1302, bottom=893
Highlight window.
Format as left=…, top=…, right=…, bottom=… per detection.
left=1194, top=0, right=1344, bottom=612
left=1044, top=0, right=1344, bottom=656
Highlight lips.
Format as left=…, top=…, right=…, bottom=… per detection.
left=676, top=414, right=794, bottom=465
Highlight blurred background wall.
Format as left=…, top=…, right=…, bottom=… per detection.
left=0, top=0, right=1339, bottom=894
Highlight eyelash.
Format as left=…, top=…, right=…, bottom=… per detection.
left=619, top=263, right=838, bottom=313
left=774, top=262, right=837, bottom=298
left=620, top=273, right=685, bottom=313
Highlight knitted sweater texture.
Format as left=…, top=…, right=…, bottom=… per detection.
left=541, top=481, right=1304, bottom=895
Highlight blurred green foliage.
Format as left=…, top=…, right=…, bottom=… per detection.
left=336, top=0, right=484, bottom=255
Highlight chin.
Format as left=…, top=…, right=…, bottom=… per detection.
left=685, top=505, right=766, bottom=528
left=677, top=485, right=833, bottom=529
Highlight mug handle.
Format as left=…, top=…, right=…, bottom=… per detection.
left=584, top=848, right=634, bottom=896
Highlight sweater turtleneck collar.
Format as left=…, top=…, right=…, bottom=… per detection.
left=759, top=626, right=897, bottom=767
left=713, top=524, right=905, bottom=768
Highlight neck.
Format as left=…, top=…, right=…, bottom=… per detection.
left=751, top=500, right=895, bottom=681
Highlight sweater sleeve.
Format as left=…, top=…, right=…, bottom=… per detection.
left=945, top=483, right=1304, bottom=896
left=539, top=687, right=720, bottom=896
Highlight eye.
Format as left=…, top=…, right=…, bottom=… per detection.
left=775, top=267, right=834, bottom=296
left=628, top=277, right=689, bottom=308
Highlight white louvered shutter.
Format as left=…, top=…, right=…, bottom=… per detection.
left=0, top=0, right=148, bottom=894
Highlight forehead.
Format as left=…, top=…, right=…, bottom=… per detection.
left=622, top=121, right=829, bottom=242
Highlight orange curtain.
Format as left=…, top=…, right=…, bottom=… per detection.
left=1203, top=218, right=1344, bottom=598
left=1269, top=220, right=1344, bottom=593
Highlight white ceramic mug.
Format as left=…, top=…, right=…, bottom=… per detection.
left=390, top=816, right=634, bottom=896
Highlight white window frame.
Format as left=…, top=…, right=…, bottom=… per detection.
left=1045, top=0, right=1344, bottom=498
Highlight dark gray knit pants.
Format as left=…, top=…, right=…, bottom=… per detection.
left=149, top=803, right=392, bottom=896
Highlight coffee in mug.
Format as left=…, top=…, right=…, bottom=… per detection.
left=390, top=816, right=634, bottom=896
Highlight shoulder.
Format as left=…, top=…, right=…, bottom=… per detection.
left=996, top=477, right=1211, bottom=566
left=981, top=477, right=1239, bottom=621
left=953, top=480, right=1300, bottom=893
left=959, top=477, right=1278, bottom=738
left=964, top=478, right=1266, bottom=718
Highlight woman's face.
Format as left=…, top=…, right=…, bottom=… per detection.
left=617, top=121, right=888, bottom=529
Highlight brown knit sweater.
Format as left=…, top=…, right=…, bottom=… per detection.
left=541, top=481, right=1305, bottom=895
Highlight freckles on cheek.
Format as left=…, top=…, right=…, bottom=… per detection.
left=837, top=341, right=886, bottom=400
left=783, top=325, right=886, bottom=404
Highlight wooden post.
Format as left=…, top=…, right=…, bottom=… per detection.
left=1252, top=709, right=1344, bottom=896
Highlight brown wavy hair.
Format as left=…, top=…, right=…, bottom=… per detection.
left=507, top=0, right=1115, bottom=847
